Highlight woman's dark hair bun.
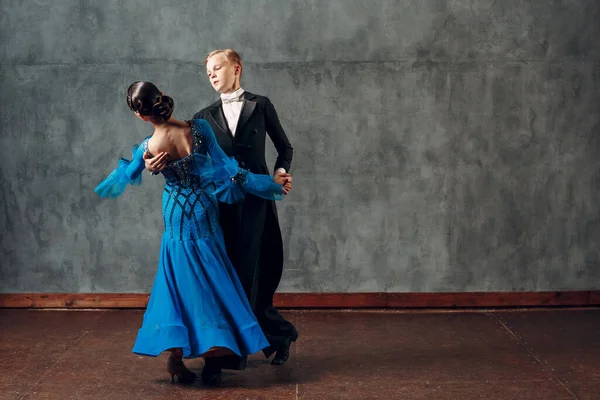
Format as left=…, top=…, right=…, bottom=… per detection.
left=151, top=95, right=174, bottom=120
left=127, top=81, right=174, bottom=121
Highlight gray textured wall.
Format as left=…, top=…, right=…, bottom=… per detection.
left=1, top=1, right=599, bottom=293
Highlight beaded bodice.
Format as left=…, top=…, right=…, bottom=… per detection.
left=144, top=121, right=220, bottom=241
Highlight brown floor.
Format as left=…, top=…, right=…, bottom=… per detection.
left=1, top=308, right=599, bottom=399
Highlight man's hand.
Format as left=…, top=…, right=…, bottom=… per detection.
left=282, top=181, right=292, bottom=194
left=274, top=172, right=292, bottom=194
left=144, top=151, right=168, bottom=173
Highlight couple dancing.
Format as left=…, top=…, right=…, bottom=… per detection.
left=94, top=49, right=298, bottom=386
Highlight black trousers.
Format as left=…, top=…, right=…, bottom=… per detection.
left=217, top=196, right=296, bottom=363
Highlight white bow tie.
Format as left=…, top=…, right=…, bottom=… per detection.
left=221, top=94, right=243, bottom=104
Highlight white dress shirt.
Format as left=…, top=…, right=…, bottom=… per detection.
left=220, top=88, right=245, bottom=137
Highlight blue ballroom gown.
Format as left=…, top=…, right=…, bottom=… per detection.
left=94, top=118, right=283, bottom=358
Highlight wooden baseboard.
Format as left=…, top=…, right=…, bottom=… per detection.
left=0, top=291, right=599, bottom=309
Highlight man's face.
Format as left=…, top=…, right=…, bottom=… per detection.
left=206, top=53, right=239, bottom=93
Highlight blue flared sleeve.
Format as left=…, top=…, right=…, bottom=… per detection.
left=191, top=119, right=284, bottom=204
left=94, top=141, right=146, bottom=198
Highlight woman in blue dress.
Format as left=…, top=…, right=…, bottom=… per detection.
left=94, top=81, right=289, bottom=385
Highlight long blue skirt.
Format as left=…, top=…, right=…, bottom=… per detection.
left=132, top=231, right=269, bottom=358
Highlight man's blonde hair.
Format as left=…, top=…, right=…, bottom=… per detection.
left=205, top=49, right=243, bottom=77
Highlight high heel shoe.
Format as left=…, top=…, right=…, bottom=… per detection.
left=167, top=355, right=197, bottom=384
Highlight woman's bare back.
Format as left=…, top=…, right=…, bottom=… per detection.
left=146, top=119, right=193, bottom=162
